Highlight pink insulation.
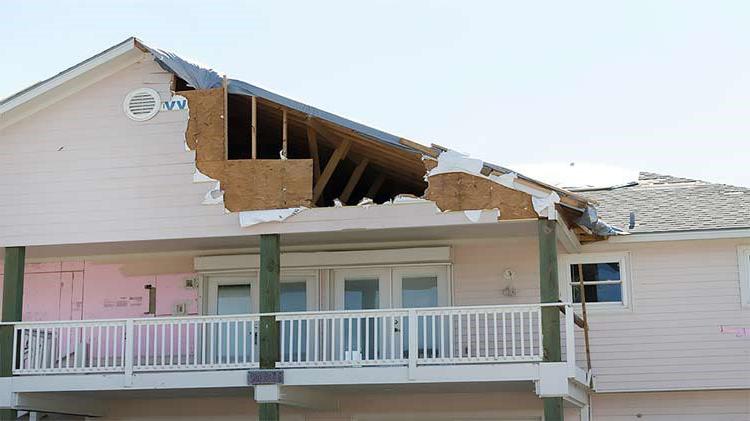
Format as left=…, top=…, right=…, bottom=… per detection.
left=0, top=260, right=199, bottom=321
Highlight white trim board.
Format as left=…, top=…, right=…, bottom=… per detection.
left=1, top=39, right=147, bottom=129
left=194, top=247, right=452, bottom=272
left=605, top=228, right=750, bottom=243
left=738, top=245, right=750, bottom=308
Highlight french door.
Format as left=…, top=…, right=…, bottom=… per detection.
left=333, top=265, right=449, bottom=359
left=206, top=271, right=318, bottom=362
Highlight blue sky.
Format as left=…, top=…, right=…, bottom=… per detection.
left=2, top=1, right=749, bottom=187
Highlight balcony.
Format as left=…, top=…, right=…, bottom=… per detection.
left=0, top=304, right=589, bottom=415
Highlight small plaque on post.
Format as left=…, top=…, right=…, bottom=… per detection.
left=247, top=369, right=284, bottom=385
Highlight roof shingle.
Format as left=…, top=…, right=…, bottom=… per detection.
left=578, top=172, right=750, bottom=234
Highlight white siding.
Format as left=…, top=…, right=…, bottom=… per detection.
left=592, top=390, right=750, bottom=420
left=0, top=57, right=240, bottom=246
left=579, top=239, right=750, bottom=392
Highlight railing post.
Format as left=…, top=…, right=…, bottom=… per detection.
left=407, top=309, right=417, bottom=380
left=565, top=305, right=575, bottom=376
left=124, top=319, right=134, bottom=385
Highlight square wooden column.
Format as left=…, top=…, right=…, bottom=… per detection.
left=258, top=235, right=280, bottom=421
left=1, top=247, right=25, bottom=420
left=538, top=220, right=563, bottom=420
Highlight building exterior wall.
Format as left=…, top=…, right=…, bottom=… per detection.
left=0, top=56, right=240, bottom=247
left=579, top=238, right=750, bottom=393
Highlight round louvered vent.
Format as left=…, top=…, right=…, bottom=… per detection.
left=123, top=88, right=161, bottom=121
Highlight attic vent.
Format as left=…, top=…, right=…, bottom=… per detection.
left=123, top=88, right=161, bottom=121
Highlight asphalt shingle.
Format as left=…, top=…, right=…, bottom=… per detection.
left=577, top=172, right=750, bottom=234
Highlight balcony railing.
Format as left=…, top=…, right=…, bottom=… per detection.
left=9, top=304, right=556, bottom=376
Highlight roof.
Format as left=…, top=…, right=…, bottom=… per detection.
left=578, top=172, right=750, bottom=234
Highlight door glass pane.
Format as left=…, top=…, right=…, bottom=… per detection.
left=280, top=282, right=308, bottom=362
left=344, top=278, right=379, bottom=361
left=216, top=284, right=252, bottom=364
left=402, top=276, right=438, bottom=308
left=401, top=276, right=439, bottom=358
left=280, top=282, right=307, bottom=312
left=345, top=279, right=379, bottom=310
left=217, top=284, right=252, bottom=315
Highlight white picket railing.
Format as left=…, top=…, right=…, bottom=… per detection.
left=10, top=304, right=554, bottom=376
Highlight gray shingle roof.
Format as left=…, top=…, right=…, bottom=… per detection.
left=577, top=172, right=750, bottom=234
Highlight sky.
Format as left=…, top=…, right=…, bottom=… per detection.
left=2, top=1, right=749, bottom=187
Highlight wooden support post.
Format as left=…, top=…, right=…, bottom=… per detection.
left=312, top=138, right=352, bottom=204
left=577, top=264, right=592, bottom=375
left=366, top=173, right=386, bottom=199
left=258, top=234, right=280, bottom=421
left=339, top=158, right=368, bottom=204
left=1, top=247, right=25, bottom=421
left=251, top=96, right=258, bottom=159
left=538, top=219, right=563, bottom=421
left=306, top=127, right=320, bottom=182
left=281, top=109, right=288, bottom=159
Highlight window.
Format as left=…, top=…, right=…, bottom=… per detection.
left=562, top=252, right=630, bottom=308
left=739, top=246, right=750, bottom=308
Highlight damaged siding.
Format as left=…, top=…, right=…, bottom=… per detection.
left=181, top=86, right=312, bottom=211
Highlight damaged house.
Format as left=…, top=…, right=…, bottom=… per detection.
left=0, top=37, right=748, bottom=420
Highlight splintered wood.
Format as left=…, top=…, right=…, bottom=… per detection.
left=425, top=172, right=537, bottom=220
left=180, top=88, right=312, bottom=212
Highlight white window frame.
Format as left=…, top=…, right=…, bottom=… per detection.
left=333, top=268, right=392, bottom=310
left=205, top=270, right=319, bottom=315
left=392, top=265, right=450, bottom=308
left=560, top=252, right=632, bottom=311
left=738, top=246, right=750, bottom=308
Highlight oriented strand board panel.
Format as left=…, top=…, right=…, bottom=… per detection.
left=220, top=159, right=313, bottom=212
left=426, top=172, right=537, bottom=220
left=180, top=88, right=226, bottom=165
left=180, top=89, right=313, bottom=211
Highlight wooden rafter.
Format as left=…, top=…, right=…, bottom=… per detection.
left=306, top=126, right=321, bottom=181
left=340, top=158, right=369, bottom=204
left=312, top=137, right=352, bottom=204
left=366, top=173, right=386, bottom=199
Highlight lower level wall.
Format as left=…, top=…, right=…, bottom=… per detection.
left=91, top=389, right=750, bottom=420
left=592, top=389, right=750, bottom=420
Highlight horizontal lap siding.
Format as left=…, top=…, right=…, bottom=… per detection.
left=0, top=58, right=239, bottom=246
left=584, top=239, right=750, bottom=392
left=592, top=390, right=750, bottom=420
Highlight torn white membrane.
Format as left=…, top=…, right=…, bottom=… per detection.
left=193, top=166, right=216, bottom=183
left=463, top=210, right=483, bottom=223
left=427, top=150, right=484, bottom=177
left=532, top=192, right=560, bottom=219
left=239, top=208, right=305, bottom=227
left=202, top=182, right=224, bottom=205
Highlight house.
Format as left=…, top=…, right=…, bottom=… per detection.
left=0, top=37, right=748, bottom=420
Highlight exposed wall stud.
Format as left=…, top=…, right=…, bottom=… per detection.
left=282, top=109, right=288, bottom=159
left=306, top=126, right=320, bottom=182
left=366, top=173, right=386, bottom=199
left=251, top=96, right=258, bottom=159
left=223, top=75, right=229, bottom=160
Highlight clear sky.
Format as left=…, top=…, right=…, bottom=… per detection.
left=2, top=1, right=749, bottom=187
